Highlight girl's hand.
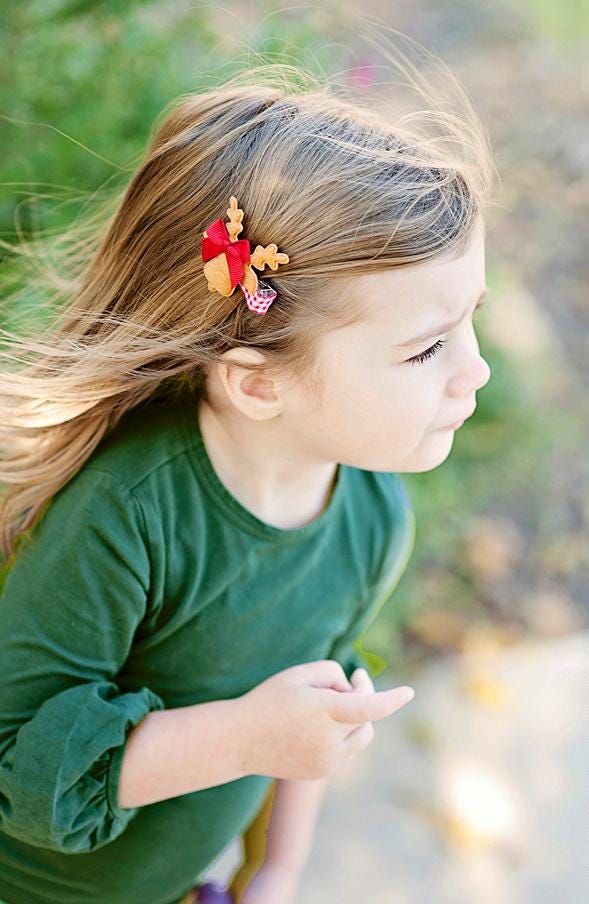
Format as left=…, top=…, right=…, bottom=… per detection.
left=237, top=659, right=414, bottom=781
left=238, top=861, right=299, bottom=904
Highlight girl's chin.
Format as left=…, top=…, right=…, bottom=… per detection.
left=414, top=429, right=456, bottom=470
left=346, top=427, right=455, bottom=473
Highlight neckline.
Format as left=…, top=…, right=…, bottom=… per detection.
left=179, top=399, right=345, bottom=543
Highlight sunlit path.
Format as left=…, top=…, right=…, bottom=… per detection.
left=202, top=631, right=587, bottom=903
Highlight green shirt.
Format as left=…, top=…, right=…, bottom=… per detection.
left=0, top=390, right=415, bottom=904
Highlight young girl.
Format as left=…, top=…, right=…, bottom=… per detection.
left=0, top=52, right=494, bottom=904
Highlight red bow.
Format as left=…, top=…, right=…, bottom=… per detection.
left=201, top=219, right=251, bottom=290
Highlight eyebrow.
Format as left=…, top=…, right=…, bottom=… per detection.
left=396, top=287, right=489, bottom=348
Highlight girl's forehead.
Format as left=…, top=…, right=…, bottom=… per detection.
left=341, top=267, right=454, bottom=335
left=342, top=231, right=486, bottom=336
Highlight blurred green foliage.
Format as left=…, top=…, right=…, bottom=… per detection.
left=0, top=1, right=343, bottom=239
left=506, top=0, right=589, bottom=42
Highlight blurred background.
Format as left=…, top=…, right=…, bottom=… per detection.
left=1, top=2, right=587, bottom=902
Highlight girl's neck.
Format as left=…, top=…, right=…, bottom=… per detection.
left=196, top=395, right=339, bottom=530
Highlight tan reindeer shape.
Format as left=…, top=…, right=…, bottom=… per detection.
left=202, top=196, right=289, bottom=297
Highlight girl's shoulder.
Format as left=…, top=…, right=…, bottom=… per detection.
left=13, top=397, right=199, bottom=564
left=85, top=395, right=198, bottom=495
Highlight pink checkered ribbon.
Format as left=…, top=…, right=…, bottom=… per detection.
left=239, top=279, right=277, bottom=315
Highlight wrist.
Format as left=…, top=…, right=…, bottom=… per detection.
left=232, top=693, right=260, bottom=776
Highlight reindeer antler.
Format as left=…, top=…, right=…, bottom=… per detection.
left=249, top=243, right=290, bottom=272
left=225, top=196, right=244, bottom=242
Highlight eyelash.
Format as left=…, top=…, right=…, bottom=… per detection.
left=407, top=339, right=447, bottom=365
left=406, top=306, right=485, bottom=366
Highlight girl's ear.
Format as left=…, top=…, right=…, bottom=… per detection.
left=215, top=348, right=284, bottom=420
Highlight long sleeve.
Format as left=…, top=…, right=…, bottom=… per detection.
left=0, top=466, right=166, bottom=854
left=327, top=476, right=416, bottom=684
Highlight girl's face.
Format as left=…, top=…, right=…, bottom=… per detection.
left=286, top=219, right=491, bottom=474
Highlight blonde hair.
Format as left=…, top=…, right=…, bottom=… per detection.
left=0, top=35, right=497, bottom=562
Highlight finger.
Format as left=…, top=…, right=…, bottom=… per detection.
left=349, top=669, right=376, bottom=734
left=342, top=671, right=373, bottom=735
left=349, top=669, right=362, bottom=691
left=351, top=667, right=375, bottom=695
left=289, top=659, right=352, bottom=692
left=330, top=685, right=415, bottom=723
left=343, top=719, right=375, bottom=752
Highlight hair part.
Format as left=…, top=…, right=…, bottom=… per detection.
left=0, top=31, right=497, bottom=561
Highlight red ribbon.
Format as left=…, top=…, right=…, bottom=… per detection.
left=201, top=219, right=251, bottom=290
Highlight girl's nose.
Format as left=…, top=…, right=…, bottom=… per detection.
left=448, top=350, right=491, bottom=399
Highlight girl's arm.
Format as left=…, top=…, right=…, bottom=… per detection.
left=229, top=777, right=329, bottom=904
left=263, top=776, right=329, bottom=874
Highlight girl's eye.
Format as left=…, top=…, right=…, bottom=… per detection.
left=405, top=299, right=486, bottom=366
left=407, top=338, right=447, bottom=366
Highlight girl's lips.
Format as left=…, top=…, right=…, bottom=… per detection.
left=437, top=408, right=475, bottom=430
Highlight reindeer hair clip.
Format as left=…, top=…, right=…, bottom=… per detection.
left=200, top=196, right=289, bottom=314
